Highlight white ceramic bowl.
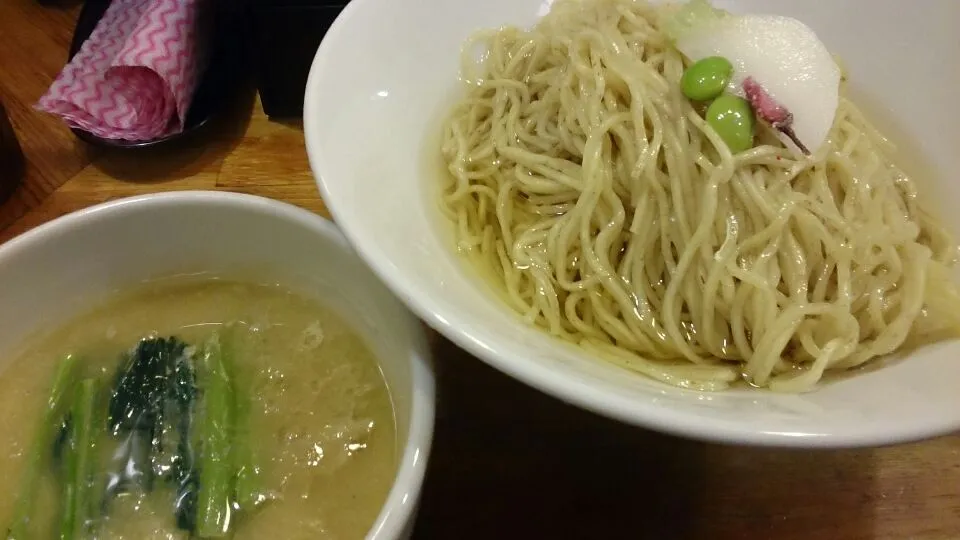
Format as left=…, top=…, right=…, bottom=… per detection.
left=0, top=192, right=434, bottom=539
left=304, top=0, right=960, bottom=447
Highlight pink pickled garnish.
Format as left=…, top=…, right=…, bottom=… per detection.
left=742, top=76, right=810, bottom=155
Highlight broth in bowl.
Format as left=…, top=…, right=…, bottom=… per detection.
left=0, top=278, right=396, bottom=539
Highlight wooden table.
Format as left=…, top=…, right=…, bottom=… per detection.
left=2, top=3, right=958, bottom=539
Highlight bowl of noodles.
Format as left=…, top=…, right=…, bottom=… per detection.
left=304, top=0, right=960, bottom=446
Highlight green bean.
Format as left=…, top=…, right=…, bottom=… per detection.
left=6, top=355, right=78, bottom=540
left=681, top=56, right=733, bottom=101
left=706, top=93, right=755, bottom=154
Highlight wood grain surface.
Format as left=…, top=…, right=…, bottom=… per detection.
left=0, top=0, right=99, bottom=231
left=1, top=3, right=958, bottom=539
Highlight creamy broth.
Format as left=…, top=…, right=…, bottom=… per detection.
left=0, top=279, right=397, bottom=539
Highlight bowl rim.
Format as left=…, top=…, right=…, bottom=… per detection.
left=0, top=191, right=436, bottom=539
left=303, top=0, right=960, bottom=449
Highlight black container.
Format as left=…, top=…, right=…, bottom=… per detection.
left=248, top=0, right=349, bottom=119
left=66, top=0, right=247, bottom=149
left=0, top=100, right=24, bottom=204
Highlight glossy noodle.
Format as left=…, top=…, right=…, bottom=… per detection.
left=439, top=0, right=960, bottom=392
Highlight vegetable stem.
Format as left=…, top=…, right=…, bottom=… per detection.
left=6, top=354, right=78, bottom=540
left=59, top=377, right=102, bottom=540
left=171, top=351, right=199, bottom=532
left=195, top=334, right=235, bottom=538
left=233, top=458, right=262, bottom=512
left=224, top=325, right=264, bottom=512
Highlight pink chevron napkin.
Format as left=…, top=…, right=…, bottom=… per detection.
left=36, top=0, right=205, bottom=141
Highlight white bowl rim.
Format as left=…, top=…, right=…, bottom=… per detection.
left=304, top=0, right=960, bottom=449
left=0, top=191, right=436, bottom=539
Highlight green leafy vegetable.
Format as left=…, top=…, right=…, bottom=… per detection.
left=170, top=351, right=200, bottom=532
left=6, top=355, right=78, bottom=540
left=102, top=336, right=206, bottom=534
left=108, top=337, right=185, bottom=439
left=9, top=329, right=261, bottom=539
left=103, top=337, right=190, bottom=502
left=195, top=333, right=236, bottom=538
left=59, top=377, right=103, bottom=540
left=224, top=325, right=265, bottom=513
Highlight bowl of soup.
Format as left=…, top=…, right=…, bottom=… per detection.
left=304, top=0, right=960, bottom=446
left=0, top=191, right=434, bottom=538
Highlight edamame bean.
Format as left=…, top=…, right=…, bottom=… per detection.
left=681, top=56, right=734, bottom=101
left=706, top=94, right=755, bottom=154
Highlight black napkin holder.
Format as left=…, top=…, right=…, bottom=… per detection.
left=248, top=0, right=349, bottom=119
left=65, top=0, right=247, bottom=149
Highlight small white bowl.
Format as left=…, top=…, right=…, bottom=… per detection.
left=0, top=191, right=434, bottom=539
left=304, top=0, right=960, bottom=447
